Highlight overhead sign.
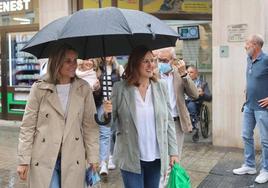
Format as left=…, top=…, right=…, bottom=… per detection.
left=227, top=24, right=248, bottom=42
left=0, top=0, right=31, bottom=13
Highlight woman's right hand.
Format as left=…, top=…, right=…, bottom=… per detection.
left=17, top=165, right=29, bottom=180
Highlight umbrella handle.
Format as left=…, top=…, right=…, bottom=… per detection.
left=94, top=113, right=111, bottom=125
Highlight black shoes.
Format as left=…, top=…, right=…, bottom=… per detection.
left=192, top=128, right=199, bottom=142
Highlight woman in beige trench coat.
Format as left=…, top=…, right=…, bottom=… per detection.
left=17, top=44, right=99, bottom=188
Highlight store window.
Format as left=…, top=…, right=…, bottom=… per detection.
left=7, top=32, right=39, bottom=87
left=0, top=0, right=39, bottom=26
left=170, top=22, right=212, bottom=72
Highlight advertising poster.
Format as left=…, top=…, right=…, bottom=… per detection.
left=117, top=0, right=139, bottom=10
left=83, top=0, right=112, bottom=8
left=143, top=0, right=212, bottom=14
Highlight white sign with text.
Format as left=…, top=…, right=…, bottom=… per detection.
left=0, top=0, right=31, bottom=13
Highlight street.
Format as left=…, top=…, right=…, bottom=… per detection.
left=0, top=120, right=267, bottom=188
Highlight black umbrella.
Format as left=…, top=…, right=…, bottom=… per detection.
left=22, top=7, right=178, bottom=59
left=21, top=7, right=178, bottom=124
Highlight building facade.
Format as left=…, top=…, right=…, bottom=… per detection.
left=212, top=0, right=268, bottom=148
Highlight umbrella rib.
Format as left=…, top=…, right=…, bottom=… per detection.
left=83, top=36, right=89, bottom=59
left=117, top=8, right=132, bottom=34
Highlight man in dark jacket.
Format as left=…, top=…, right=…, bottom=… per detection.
left=186, top=65, right=212, bottom=142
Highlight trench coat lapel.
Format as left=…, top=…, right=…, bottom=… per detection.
left=44, top=85, right=65, bottom=117
left=63, top=81, right=83, bottom=142
left=123, top=85, right=137, bottom=126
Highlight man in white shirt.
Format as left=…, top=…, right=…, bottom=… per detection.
left=157, top=47, right=198, bottom=160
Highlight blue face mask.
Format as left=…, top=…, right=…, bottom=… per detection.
left=158, top=63, right=172, bottom=74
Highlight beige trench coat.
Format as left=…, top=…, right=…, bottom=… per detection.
left=17, top=78, right=99, bottom=188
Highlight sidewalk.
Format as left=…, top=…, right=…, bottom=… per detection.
left=0, top=120, right=267, bottom=188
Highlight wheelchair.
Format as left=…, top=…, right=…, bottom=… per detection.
left=187, top=101, right=210, bottom=142
left=198, top=103, right=210, bottom=138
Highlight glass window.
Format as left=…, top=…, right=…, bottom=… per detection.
left=7, top=31, right=40, bottom=87
left=174, top=22, right=212, bottom=72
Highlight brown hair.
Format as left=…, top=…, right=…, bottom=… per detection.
left=45, top=44, right=77, bottom=84
left=124, top=46, right=158, bottom=86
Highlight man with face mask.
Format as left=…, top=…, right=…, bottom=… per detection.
left=233, top=34, right=268, bottom=184
left=157, top=47, right=198, bottom=161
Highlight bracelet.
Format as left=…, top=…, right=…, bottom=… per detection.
left=180, top=73, right=188, bottom=78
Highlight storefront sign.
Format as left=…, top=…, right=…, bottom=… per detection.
left=227, top=24, right=248, bottom=42
left=0, top=0, right=31, bottom=13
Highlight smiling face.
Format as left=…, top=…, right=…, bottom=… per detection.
left=59, top=49, right=78, bottom=84
left=83, top=59, right=94, bottom=70
left=138, top=51, right=156, bottom=79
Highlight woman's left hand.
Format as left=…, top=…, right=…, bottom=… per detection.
left=103, top=100, right=112, bottom=114
left=169, top=155, right=179, bottom=167
left=89, top=163, right=99, bottom=173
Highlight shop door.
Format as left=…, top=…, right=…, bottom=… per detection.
left=0, top=25, right=38, bottom=120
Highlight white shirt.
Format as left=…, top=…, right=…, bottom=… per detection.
left=135, top=85, right=160, bottom=161
left=56, top=83, right=71, bottom=114
left=161, top=73, right=179, bottom=117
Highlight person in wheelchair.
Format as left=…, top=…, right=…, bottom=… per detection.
left=185, top=65, right=212, bottom=142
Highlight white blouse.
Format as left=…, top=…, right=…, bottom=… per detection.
left=134, top=85, right=160, bottom=161
left=56, top=83, right=71, bottom=114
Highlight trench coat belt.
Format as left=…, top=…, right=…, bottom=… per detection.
left=173, top=116, right=180, bottom=121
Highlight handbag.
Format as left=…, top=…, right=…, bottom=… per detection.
left=85, top=166, right=101, bottom=188
left=167, top=163, right=191, bottom=188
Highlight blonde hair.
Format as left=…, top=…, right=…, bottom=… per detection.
left=45, top=44, right=77, bottom=84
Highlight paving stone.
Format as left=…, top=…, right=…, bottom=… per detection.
left=198, top=174, right=268, bottom=188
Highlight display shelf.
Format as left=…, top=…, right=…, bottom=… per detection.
left=9, top=32, right=40, bottom=86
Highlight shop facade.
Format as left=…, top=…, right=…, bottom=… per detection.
left=0, top=0, right=39, bottom=120
left=0, top=0, right=212, bottom=124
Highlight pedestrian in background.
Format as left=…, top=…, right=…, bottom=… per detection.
left=233, top=34, right=268, bottom=184
left=157, top=47, right=198, bottom=160
left=17, top=44, right=99, bottom=188
left=76, top=58, right=100, bottom=90
left=94, top=56, right=124, bottom=176
left=186, top=65, right=212, bottom=142
left=104, top=46, right=179, bottom=188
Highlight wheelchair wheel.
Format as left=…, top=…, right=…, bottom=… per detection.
left=200, top=104, right=209, bottom=138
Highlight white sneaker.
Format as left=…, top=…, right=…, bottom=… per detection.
left=255, top=169, right=268, bottom=184
left=99, top=161, right=108, bottom=176
left=108, top=155, right=116, bottom=170
left=233, top=164, right=257, bottom=175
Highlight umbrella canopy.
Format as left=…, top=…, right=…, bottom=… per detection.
left=21, top=7, right=178, bottom=59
